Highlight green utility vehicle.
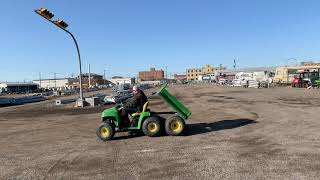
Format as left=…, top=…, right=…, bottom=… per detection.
left=96, top=85, right=192, bottom=141
left=315, top=80, right=320, bottom=88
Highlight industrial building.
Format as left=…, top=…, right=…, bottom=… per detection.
left=110, top=76, right=135, bottom=86
left=215, top=67, right=276, bottom=81
left=186, top=65, right=226, bottom=81
left=198, top=73, right=217, bottom=82
left=139, top=68, right=164, bottom=81
left=33, top=78, right=78, bottom=90
left=80, top=73, right=105, bottom=87
left=173, top=74, right=187, bottom=80
left=33, top=73, right=107, bottom=90
left=0, top=82, right=38, bottom=94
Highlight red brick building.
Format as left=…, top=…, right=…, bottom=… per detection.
left=173, top=74, right=187, bottom=80
left=139, top=68, right=164, bottom=81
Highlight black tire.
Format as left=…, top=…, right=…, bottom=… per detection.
left=142, top=116, right=162, bottom=137
left=96, top=122, right=115, bottom=141
left=165, top=115, right=185, bottom=136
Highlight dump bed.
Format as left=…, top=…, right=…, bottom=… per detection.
left=156, top=85, right=192, bottom=120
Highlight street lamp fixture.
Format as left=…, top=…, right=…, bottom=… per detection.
left=54, top=19, right=69, bottom=29
left=35, top=7, right=84, bottom=106
left=35, top=8, right=54, bottom=20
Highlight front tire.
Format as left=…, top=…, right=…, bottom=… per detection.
left=165, top=115, right=185, bottom=136
left=96, top=122, right=115, bottom=141
left=142, top=116, right=162, bottom=137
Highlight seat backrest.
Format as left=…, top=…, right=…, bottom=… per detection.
left=142, top=102, right=149, bottom=112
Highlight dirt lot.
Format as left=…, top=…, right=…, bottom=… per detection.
left=1, top=84, right=320, bottom=180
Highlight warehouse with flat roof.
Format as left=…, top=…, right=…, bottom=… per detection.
left=0, top=82, right=38, bottom=94
left=33, top=78, right=78, bottom=89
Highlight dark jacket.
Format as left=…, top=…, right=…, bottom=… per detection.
left=125, top=90, right=147, bottom=111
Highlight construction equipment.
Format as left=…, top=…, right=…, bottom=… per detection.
left=292, top=69, right=320, bottom=88
left=96, top=85, right=192, bottom=141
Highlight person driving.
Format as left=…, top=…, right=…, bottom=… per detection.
left=120, top=85, right=147, bottom=125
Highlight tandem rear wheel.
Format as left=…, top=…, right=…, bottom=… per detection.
left=142, top=116, right=162, bottom=137
left=165, top=115, right=185, bottom=136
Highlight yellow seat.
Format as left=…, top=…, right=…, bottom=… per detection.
left=131, top=102, right=149, bottom=117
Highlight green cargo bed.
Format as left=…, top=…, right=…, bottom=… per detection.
left=156, top=85, right=192, bottom=120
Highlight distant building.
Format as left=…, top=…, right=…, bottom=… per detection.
left=198, top=73, right=217, bottom=82
left=0, top=82, right=38, bottom=93
left=33, top=78, right=78, bottom=89
left=215, top=67, right=277, bottom=84
left=110, top=76, right=135, bottom=86
left=186, top=68, right=202, bottom=81
left=173, top=74, right=187, bottom=80
left=139, top=68, right=164, bottom=81
left=186, top=65, right=225, bottom=81
left=139, top=80, right=162, bottom=86
left=300, top=61, right=320, bottom=66
left=80, top=73, right=105, bottom=87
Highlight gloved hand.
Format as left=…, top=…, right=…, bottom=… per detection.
left=116, top=103, right=123, bottom=110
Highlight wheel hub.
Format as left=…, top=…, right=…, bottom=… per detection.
left=100, top=127, right=110, bottom=138
left=147, top=122, right=158, bottom=132
left=170, top=120, right=182, bottom=133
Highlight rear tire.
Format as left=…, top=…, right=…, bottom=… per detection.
left=165, top=115, right=185, bottom=136
left=96, top=122, right=115, bottom=141
left=142, top=116, right=162, bottom=137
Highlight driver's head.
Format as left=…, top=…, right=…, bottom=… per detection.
left=132, top=85, right=139, bottom=94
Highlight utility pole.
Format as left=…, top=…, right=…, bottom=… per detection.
left=233, top=59, right=236, bottom=70
left=39, top=72, right=42, bottom=90
left=165, top=66, right=168, bottom=79
left=54, top=72, right=57, bottom=90
left=88, top=64, right=91, bottom=88
left=104, top=69, right=106, bottom=86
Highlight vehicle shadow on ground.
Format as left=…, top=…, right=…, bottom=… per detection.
left=113, top=132, right=145, bottom=140
left=184, top=119, right=257, bottom=136
left=112, top=119, right=257, bottom=140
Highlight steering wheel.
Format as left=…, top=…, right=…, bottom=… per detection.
left=116, top=101, right=125, bottom=110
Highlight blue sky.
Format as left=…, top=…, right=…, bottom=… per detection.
left=1, top=0, right=320, bottom=81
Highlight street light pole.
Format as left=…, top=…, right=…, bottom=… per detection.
left=88, top=64, right=91, bottom=88
left=65, top=30, right=84, bottom=101
left=34, top=8, right=84, bottom=104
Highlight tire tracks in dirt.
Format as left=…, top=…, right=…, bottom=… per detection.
left=126, top=139, right=146, bottom=179
left=110, top=141, right=139, bottom=179
left=42, top=147, right=88, bottom=180
left=1, top=118, right=94, bottom=141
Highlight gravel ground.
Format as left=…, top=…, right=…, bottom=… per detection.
left=1, top=84, right=320, bottom=180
